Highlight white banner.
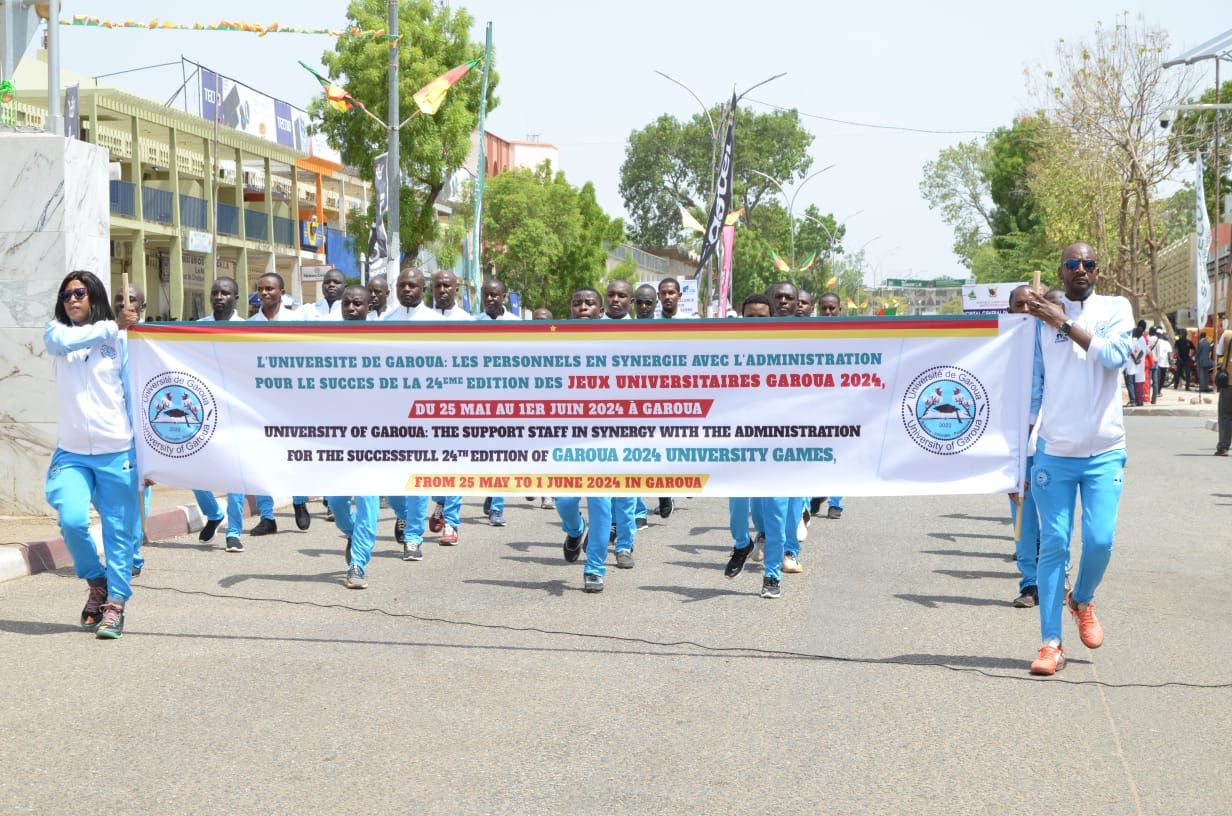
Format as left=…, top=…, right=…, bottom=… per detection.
left=128, top=316, right=1034, bottom=497
left=962, top=282, right=1026, bottom=314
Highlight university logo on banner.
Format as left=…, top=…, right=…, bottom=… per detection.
left=142, top=371, right=218, bottom=458
left=900, top=366, right=989, bottom=455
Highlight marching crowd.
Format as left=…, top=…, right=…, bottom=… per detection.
left=44, top=240, right=1144, bottom=676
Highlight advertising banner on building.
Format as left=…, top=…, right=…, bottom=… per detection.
left=200, top=65, right=339, bottom=162
left=129, top=316, right=1033, bottom=498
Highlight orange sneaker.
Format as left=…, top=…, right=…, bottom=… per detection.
left=1066, top=590, right=1104, bottom=649
left=1030, top=643, right=1066, bottom=675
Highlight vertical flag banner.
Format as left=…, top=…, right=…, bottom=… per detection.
left=719, top=223, right=735, bottom=316
left=412, top=59, right=481, bottom=115
left=1195, top=151, right=1213, bottom=324
left=367, top=152, right=389, bottom=275
left=695, top=92, right=738, bottom=278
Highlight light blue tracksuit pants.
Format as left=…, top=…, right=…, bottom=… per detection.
left=555, top=496, right=636, bottom=577
left=389, top=495, right=430, bottom=544
left=1031, top=447, right=1126, bottom=643
left=429, top=495, right=463, bottom=528
left=256, top=495, right=308, bottom=520
left=327, top=495, right=379, bottom=570
left=194, top=490, right=245, bottom=539
left=45, top=447, right=141, bottom=601
left=728, top=497, right=786, bottom=581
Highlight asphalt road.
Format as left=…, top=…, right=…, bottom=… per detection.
left=1, top=415, right=1229, bottom=816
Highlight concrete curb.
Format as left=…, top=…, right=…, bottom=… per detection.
left=0, top=495, right=276, bottom=585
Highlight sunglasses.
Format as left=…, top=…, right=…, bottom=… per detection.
left=634, top=299, right=656, bottom=306
left=59, top=287, right=88, bottom=302
left=1064, top=259, right=1097, bottom=272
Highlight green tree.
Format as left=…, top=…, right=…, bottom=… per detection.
left=1167, top=79, right=1232, bottom=227
left=1156, top=185, right=1197, bottom=246
left=1027, top=14, right=1191, bottom=326
left=621, top=103, right=845, bottom=310
left=483, top=162, right=624, bottom=316
left=920, top=118, right=1053, bottom=282
left=312, top=0, right=498, bottom=265
left=619, top=104, right=816, bottom=247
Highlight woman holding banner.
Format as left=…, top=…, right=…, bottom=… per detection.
left=43, top=271, right=142, bottom=639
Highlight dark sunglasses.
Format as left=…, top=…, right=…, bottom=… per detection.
left=59, top=287, right=88, bottom=302
left=1064, top=259, right=1097, bottom=272
left=634, top=299, right=656, bottom=306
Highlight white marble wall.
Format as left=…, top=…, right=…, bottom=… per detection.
left=0, top=132, right=110, bottom=514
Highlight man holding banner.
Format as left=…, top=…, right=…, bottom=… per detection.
left=1020, top=243, right=1133, bottom=676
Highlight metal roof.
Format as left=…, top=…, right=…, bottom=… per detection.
left=1164, top=29, right=1232, bottom=67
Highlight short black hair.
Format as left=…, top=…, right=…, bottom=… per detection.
left=258, top=272, right=286, bottom=290
left=658, top=278, right=681, bottom=294
left=54, top=270, right=114, bottom=325
left=741, top=293, right=772, bottom=312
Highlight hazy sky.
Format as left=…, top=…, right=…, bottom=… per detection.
left=42, top=1, right=1227, bottom=281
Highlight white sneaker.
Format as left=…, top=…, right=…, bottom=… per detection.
left=782, top=553, right=802, bottom=573
left=796, top=517, right=808, bottom=542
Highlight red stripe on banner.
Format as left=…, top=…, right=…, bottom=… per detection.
left=128, top=315, right=1002, bottom=341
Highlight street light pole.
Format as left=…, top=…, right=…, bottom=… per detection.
left=654, top=71, right=787, bottom=314
left=748, top=164, right=835, bottom=280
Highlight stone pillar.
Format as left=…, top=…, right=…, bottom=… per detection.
left=0, top=131, right=109, bottom=513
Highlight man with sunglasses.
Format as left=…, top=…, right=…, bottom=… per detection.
left=1018, top=244, right=1133, bottom=676
left=633, top=284, right=658, bottom=320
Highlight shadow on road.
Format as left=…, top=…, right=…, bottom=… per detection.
left=218, top=571, right=341, bottom=588
left=928, top=531, right=1013, bottom=544
left=936, top=513, right=1010, bottom=523
left=637, top=584, right=749, bottom=602
left=462, top=578, right=570, bottom=596
left=894, top=593, right=1006, bottom=608
left=932, top=569, right=1020, bottom=580
left=921, top=548, right=1014, bottom=561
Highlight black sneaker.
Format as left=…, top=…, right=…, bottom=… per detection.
left=563, top=528, right=586, bottom=563
left=615, top=549, right=634, bottom=569
left=760, top=577, right=781, bottom=599
left=483, top=497, right=493, bottom=515
left=199, top=517, right=223, bottom=543
left=658, top=497, right=674, bottom=518
left=810, top=497, right=825, bottom=516
left=609, top=524, right=617, bottom=545
left=827, top=506, right=842, bottom=520
left=225, top=536, right=244, bottom=553
left=95, top=601, right=125, bottom=639
left=294, top=502, right=311, bottom=530
left=583, top=573, right=605, bottom=593
left=394, top=517, right=406, bottom=543
left=402, top=541, right=423, bottom=561
left=250, top=517, right=277, bottom=536
left=1013, top=586, right=1038, bottom=608
left=131, top=564, right=142, bottom=577
left=635, top=516, right=648, bottom=530
left=345, top=537, right=352, bottom=566
left=724, top=541, right=755, bottom=579
left=81, top=579, right=107, bottom=629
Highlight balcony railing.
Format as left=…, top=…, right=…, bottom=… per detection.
left=273, top=215, right=296, bottom=247
left=141, top=187, right=174, bottom=224
left=216, top=203, right=239, bottom=236
left=109, top=180, right=136, bottom=218
left=244, top=209, right=269, bottom=242
left=179, top=194, right=208, bottom=231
